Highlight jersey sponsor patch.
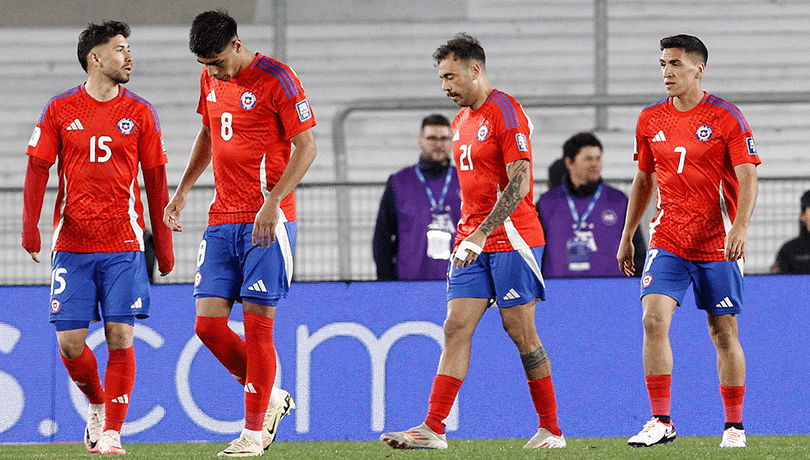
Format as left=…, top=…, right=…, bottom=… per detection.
left=295, top=98, right=312, bottom=122
left=515, top=133, right=528, bottom=152
left=476, top=124, right=489, bottom=141
left=746, top=137, right=757, bottom=155
left=240, top=91, right=257, bottom=110
left=28, top=126, right=41, bottom=147
left=696, top=125, right=713, bottom=141
left=117, top=118, right=134, bottom=135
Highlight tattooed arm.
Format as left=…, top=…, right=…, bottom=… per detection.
left=453, top=159, right=531, bottom=268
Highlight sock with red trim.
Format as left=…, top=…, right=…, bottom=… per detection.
left=720, top=384, right=745, bottom=430
left=646, top=374, right=672, bottom=422
left=243, top=313, right=276, bottom=431
left=104, top=347, right=136, bottom=432
left=61, top=345, right=105, bottom=404
left=424, top=374, right=463, bottom=435
left=528, top=376, right=562, bottom=436
left=195, top=316, right=248, bottom=385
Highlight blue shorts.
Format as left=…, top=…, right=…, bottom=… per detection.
left=49, top=251, right=151, bottom=327
left=640, top=247, right=744, bottom=315
left=447, top=246, right=546, bottom=308
left=194, top=222, right=297, bottom=307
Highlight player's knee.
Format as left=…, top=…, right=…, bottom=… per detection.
left=710, top=328, right=738, bottom=350
left=442, top=317, right=474, bottom=341
left=195, top=316, right=229, bottom=345
left=641, top=310, right=669, bottom=336
left=58, top=341, right=86, bottom=360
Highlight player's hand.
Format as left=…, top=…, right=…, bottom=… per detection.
left=724, top=225, right=747, bottom=262
left=452, top=232, right=485, bottom=269
left=616, top=238, right=635, bottom=277
left=253, top=204, right=279, bottom=248
left=163, top=196, right=185, bottom=232
left=28, top=251, right=40, bottom=263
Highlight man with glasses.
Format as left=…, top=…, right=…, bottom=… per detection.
left=373, top=114, right=461, bottom=280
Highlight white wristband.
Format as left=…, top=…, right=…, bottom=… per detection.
left=456, top=241, right=483, bottom=257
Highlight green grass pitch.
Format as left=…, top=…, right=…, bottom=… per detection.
left=1, top=436, right=808, bottom=459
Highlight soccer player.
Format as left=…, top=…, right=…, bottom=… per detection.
left=21, top=21, right=174, bottom=454
left=617, top=34, right=759, bottom=448
left=163, top=10, right=316, bottom=457
left=380, top=33, right=566, bottom=450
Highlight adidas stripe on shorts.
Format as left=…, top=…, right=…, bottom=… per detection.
left=49, top=251, right=151, bottom=324
left=194, top=222, right=297, bottom=307
left=447, top=246, right=546, bottom=308
left=640, top=247, right=743, bottom=315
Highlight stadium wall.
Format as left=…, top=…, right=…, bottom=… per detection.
left=0, top=276, right=806, bottom=444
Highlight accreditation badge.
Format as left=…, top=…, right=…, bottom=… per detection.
left=426, top=213, right=453, bottom=260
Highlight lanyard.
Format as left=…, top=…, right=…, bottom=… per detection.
left=414, top=165, right=453, bottom=214
left=563, top=183, right=603, bottom=230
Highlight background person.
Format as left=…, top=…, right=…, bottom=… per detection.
left=537, top=132, right=645, bottom=277
left=372, top=114, right=461, bottom=280
left=772, top=189, right=810, bottom=274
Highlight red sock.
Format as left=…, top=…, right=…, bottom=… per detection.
left=61, top=345, right=105, bottom=404
left=424, top=374, right=463, bottom=434
left=104, top=347, right=136, bottom=432
left=720, top=385, right=745, bottom=424
left=243, top=312, right=276, bottom=431
left=646, top=374, right=672, bottom=419
left=195, top=316, right=248, bottom=385
left=528, top=376, right=561, bottom=436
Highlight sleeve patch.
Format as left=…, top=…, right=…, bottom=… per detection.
left=746, top=137, right=757, bottom=156
left=28, top=127, right=41, bottom=148
left=515, top=133, right=528, bottom=152
left=296, top=99, right=312, bottom=122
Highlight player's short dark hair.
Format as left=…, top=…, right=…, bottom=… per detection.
left=421, top=114, right=451, bottom=131
left=660, top=34, right=708, bottom=65
left=189, top=10, right=238, bottom=57
left=433, top=33, right=486, bottom=67
left=77, top=21, right=130, bottom=73
left=562, top=132, right=603, bottom=161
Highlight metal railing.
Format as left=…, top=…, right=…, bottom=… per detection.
left=3, top=177, right=808, bottom=286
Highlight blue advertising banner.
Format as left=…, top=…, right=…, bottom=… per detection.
left=0, top=275, right=807, bottom=444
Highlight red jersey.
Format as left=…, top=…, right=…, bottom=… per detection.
left=198, top=53, right=316, bottom=225
left=634, top=93, right=761, bottom=261
left=452, top=90, right=545, bottom=252
left=25, top=85, right=167, bottom=253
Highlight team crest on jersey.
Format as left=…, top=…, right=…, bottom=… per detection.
left=642, top=273, right=654, bottom=288
left=601, top=209, right=618, bottom=226
left=296, top=99, right=312, bottom=122
left=695, top=125, right=713, bottom=141
left=476, top=124, right=489, bottom=141
left=117, top=118, right=134, bottom=135
left=50, top=298, right=62, bottom=314
left=515, top=133, right=528, bottom=152
left=746, top=137, right=757, bottom=155
left=240, top=91, right=257, bottom=110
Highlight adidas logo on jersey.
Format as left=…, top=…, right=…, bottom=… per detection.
left=130, top=297, right=143, bottom=309
left=248, top=280, right=268, bottom=293
left=716, top=297, right=734, bottom=309
left=206, top=90, right=217, bottom=102
left=502, top=288, right=521, bottom=301
left=66, top=119, right=84, bottom=131
left=245, top=383, right=258, bottom=394
left=652, top=130, right=666, bottom=142
left=111, top=394, right=129, bottom=404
